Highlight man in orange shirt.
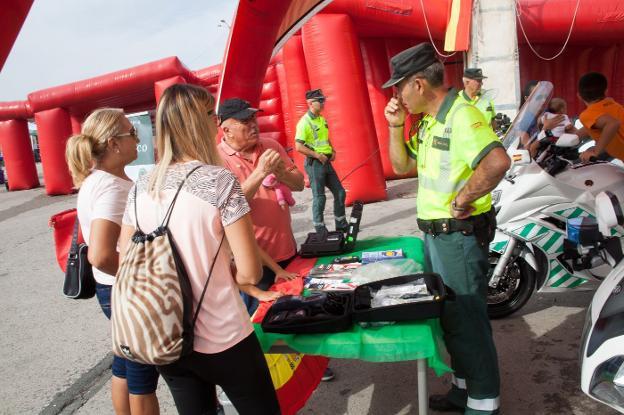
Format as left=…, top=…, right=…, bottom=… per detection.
left=577, top=72, right=624, bottom=162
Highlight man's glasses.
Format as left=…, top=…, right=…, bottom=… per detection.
left=116, top=127, right=138, bottom=140
left=314, top=98, right=326, bottom=104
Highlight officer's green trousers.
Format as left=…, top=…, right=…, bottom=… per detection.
left=424, top=232, right=500, bottom=415
left=304, top=158, right=346, bottom=230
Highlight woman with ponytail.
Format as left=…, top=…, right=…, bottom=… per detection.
left=66, top=108, right=160, bottom=415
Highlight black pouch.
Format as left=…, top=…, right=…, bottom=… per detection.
left=472, top=208, right=497, bottom=248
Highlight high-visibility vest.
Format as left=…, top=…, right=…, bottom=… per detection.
left=405, top=89, right=503, bottom=220
left=295, top=112, right=333, bottom=155
left=459, top=90, right=496, bottom=125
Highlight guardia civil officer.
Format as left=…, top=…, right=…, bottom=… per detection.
left=295, top=89, right=348, bottom=234
left=459, top=68, right=497, bottom=130
left=383, top=44, right=511, bottom=414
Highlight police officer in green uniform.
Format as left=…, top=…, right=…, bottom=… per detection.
left=295, top=89, right=348, bottom=234
left=460, top=68, right=497, bottom=130
left=383, top=44, right=511, bottom=414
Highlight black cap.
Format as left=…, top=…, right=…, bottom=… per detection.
left=305, top=89, right=325, bottom=100
left=218, top=98, right=262, bottom=124
left=463, top=68, right=487, bottom=80
left=382, top=43, right=439, bottom=89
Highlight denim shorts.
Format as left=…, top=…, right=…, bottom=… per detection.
left=96, top=283, right=159, bottom=395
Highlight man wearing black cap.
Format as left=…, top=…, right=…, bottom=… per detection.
left=295, top=89, right=348, bottom=234
left=383, top=43, right=510, bottom=414
left=217, top=98, right=304, bottom=313
left=460, top=68, right=497, bottom=129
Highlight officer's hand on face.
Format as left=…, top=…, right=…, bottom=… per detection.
left=257, top=149, right=282, bottom=176
left=316, top=153, right=328, bottom=165
left=384, top=96, right=406, bottom=127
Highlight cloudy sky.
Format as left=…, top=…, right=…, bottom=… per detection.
left=0, top=0, right=238, bottom=101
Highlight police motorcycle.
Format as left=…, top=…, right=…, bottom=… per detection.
left=486, top=81, right=624, bottom=318
left=580, top=192, right=624, bottom=413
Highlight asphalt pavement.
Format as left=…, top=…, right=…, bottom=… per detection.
left=0, top=168, right=616, bottom=414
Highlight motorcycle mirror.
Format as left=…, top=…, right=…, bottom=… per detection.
left=554, top=133, right=580, bottom=148
left=596, top=191, right=624, bottom=236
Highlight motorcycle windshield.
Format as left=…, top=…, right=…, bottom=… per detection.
left=502, top=81, right=554, bottom=151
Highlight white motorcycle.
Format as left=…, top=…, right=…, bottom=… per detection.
left=486, top=81, right=624, bottom=318
left=580, top=192, right=624, bottom=413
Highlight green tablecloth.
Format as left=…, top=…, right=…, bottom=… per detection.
left=254, top=236, right=451, bottom=376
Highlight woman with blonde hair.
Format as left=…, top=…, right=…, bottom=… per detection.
left=66, top=108, right=160, bottom=415
left=117, top=84, right=280, bottom=415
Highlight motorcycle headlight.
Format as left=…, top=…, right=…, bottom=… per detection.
left=491, top=189, right=502, bottom=206
left=589, top=356, right=624, bottom=411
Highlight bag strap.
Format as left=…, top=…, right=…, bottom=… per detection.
left=160, top=165, right=202, bottom=228
left=133, top=185, right=143, bottom=233
left=192, top=233, right=225, bottom=328
left=69, top=218, right=80, bottom=255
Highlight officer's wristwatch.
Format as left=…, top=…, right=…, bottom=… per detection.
left=451, top=198, right=467, bottom=212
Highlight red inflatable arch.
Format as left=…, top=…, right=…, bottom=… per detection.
left=1, top=0, right=624, bottom=200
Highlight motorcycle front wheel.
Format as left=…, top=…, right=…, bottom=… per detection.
left=487, top=254, right=536, bottom=319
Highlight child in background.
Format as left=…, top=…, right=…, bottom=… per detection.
left=577, top=72, right=624, bottom=162
left=541, top=97, right=575, bottom=139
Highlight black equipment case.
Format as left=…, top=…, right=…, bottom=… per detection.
left=261, top=273, right=447, bottom=334
left=299, top=201, right=363, bottom=258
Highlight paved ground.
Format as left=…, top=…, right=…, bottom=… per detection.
left=0, top=167, right=617, bottom=414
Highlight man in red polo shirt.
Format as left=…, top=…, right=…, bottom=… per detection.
left=217, top=98, right=304, bottom=312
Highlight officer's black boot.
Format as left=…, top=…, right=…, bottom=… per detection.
left=428, top=394, right=464, bottom=413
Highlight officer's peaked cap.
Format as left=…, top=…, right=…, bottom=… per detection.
left=382, top=43, right=440, bottom=89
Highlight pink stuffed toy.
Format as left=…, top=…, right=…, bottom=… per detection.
left=262, top=173, right=295, bottom=209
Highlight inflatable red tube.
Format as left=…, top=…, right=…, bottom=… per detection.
left=154, top=75, right=187, bottom=104
left=280, top=35, right=311, bottom=173
left=218, top=0, right=292, bottom=106
left=0, top=119, right=39, bottom=190
left=360, top=38, right=416, bottom=180
left=0, top=0, right=33, bottom=71
left=302, top=14, right=386, bottom=205
left=35, top=108, right=74, bottom=195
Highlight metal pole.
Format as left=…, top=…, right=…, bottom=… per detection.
left=417, top=358, right=428, bottom=415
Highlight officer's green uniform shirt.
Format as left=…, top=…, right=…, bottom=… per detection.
left=295, top=111, right=333, bottom=155
left=406, top=88, right=503, bottom=221
left=459, top=90, right=496, bottom=125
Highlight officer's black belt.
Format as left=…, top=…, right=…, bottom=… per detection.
left=417, top=217, right=474, bottom=236
left=417, top=210, right=494, bottom=235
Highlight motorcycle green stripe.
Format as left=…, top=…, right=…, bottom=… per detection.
left=491, top=240, right=508, bottom=254
left=540, top=232, right=562, bottom=253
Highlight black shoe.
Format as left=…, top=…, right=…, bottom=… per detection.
left=315, top=225, right=328, bottom=239
left=428, top=395, right=463, bottom=413
left=321, top=367, right=335, bottom=381
left=335, top=220, right=349, bottom=233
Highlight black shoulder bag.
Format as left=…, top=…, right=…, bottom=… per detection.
left=63, top=219, right=96, bottom=299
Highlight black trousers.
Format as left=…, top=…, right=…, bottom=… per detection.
left=158, top=333, right=280, bottom=415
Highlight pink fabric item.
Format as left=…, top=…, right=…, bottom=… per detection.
left=262, top=173, right=295, bottom=207
left=218, top=137, right=297, bottom=262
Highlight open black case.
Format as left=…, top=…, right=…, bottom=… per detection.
left=299, top=201, right=363, bottom=258
left=261, top=273, right=447, bottom=334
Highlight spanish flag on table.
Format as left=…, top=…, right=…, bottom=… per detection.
left=252, top=257, right=329, bottom=415
left=444, top=0, right=473, bottom=52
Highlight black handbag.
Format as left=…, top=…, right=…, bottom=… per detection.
left=63, top=219, right=96, bottom=299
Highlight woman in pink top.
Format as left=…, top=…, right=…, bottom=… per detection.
left=118, top=84, right=279, bottom=415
